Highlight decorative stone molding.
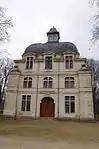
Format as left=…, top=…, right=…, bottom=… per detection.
left=75, top=58, right=87, bottom=62
left=14, top=59, right=25, bottom=63
left=39, top=91, right=56, bottom=94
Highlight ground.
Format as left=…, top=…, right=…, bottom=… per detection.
left=0, top=119, right=99, bottom=149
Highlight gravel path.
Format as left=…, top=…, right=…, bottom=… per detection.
left=0, top=136, right=99, bottom=149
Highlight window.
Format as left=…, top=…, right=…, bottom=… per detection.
left=23, top=77, right=32, bottom=88
left=65, top=77, right=74, bottom=88
left=26, top=57, right=33, bottom=69
left=43, top=77, right=53, bottom=88
left=65, top=56, right=73, bottom=69
left=65, top=96, right=75, bottom=113
left=21, top=95, right=31, bottom=111
left=45, top=56, right=52, bottom=69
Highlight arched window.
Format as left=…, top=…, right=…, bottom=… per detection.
left=43, top=77, right=53, bottom=88
left=23, top=77, right=32, bottom=88
left=65, top=77, right=74, bottom=88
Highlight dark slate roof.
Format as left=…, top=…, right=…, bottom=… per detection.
left=23, top=42, right=79, bottom=55
left=47, top=27, right=59, bottom=34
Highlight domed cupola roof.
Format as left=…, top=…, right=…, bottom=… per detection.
left=47, top=26, right=59, bottom=34
left=23, top=27, right=79, bottom=56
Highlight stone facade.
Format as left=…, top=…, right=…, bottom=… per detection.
left=3, top=27, right=94, bottom=120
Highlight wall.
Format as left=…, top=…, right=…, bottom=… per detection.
left=3, top=53, right=94, bottom=120
left=3, top=92, right=17, bottom=116
left=59, top=93, right=79, bottom=118
left=17, top=93, right=36, bottom=118
left=78, top=72, right=94, bottom=119
left=3, top=72, right=20, bottom=117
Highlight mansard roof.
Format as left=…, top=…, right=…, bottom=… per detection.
left=23, top=27, right=79, bottom=56
left=23, top=42, right=79, bottom=56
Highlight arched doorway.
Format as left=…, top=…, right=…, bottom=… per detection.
left=40, top=97, right=55, bottom=117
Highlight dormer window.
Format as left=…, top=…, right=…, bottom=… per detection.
left=65, top=56, right=73, bottom=69
left=45, top=56, right=52, bottom=69
left=26, top=57, right=33, bottom=69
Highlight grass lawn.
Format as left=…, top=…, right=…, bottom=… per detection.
left=0, top=119, right=99, bottom=143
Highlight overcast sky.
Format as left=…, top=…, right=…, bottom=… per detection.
left=0, top=0, right=98, bottom=60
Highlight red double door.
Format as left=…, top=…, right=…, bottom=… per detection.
left=40, top=98, right=55, bottom=117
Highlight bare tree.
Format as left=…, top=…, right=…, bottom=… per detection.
left=90, top=0, right=99, bottom=44
left=0, top=6, right=13, bottom=42
left=88, top=59, right=99, bottom=115
left=88, top=59, right=99, bottom=86
left=0, top=7, right=14, bottom=111
left=0, top=50, right=14, bottom=102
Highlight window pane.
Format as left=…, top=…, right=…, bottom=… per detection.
left=70, top=61, right=73, bottom=68
left=26, top=96, right=31, bottom=111
left=65, top=61, right=69, bottom=69
left=28, top=81, right=32, bottom=88
left=49, top=81, right=52, bottom=88
left=26, top=100, right=31, bottom=111
left=46, top=57, right=52, bottom=60
left=44, top=77, right=48, bottom=80
left=70, top=81, right=74, bottom=88
left=23, top=81, right=27, bottom=88
left=30, top=61, right=33, bottom=69
left=49, top=77, right=52, bottom=80
left=70, top=56, right=72, bottom=60
left=24, top=77, right=28, bottom=80
left=65, top=77, right=69, bottom=80
left=43, top=81, right=47, bottom=88
left=65, top=96, right=69, bottom=101
left=71, top=101, right=75, bottom=113
left=29, top=77, right=32, bottom=80
left=65, top=96, right=69, bottom=113
left=49, top=62, right=52, bottom=69
left=21, top=95, right=26, bottom=111
left=26, top=61, right=29, bottom=69
left=27, top=95, right=31, bottom=100
left=31, top=57, right=33, bottom=60
left=71, top=96, right=75, bottom=101
left=65, top=81, right=69, bottom=88
left=22, top=95, right=26, bottom=100
left=45, top=57, right=52, bottom=69
left=65, top=102, right=69, bottom=113
left=27, top=57, right=29, bottom=60
left=66, top=56, right=69, bottom=60
left=70, top=77, right=74, bottom=80
left=47, top=62, right=52, bottom=69
left=21, top=100, right=26, bottom=111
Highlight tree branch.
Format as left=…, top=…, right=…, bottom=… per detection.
left=0, top=6, right=14, bottom=42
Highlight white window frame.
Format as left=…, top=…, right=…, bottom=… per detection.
left=21, top=95, right=31, bottom=112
